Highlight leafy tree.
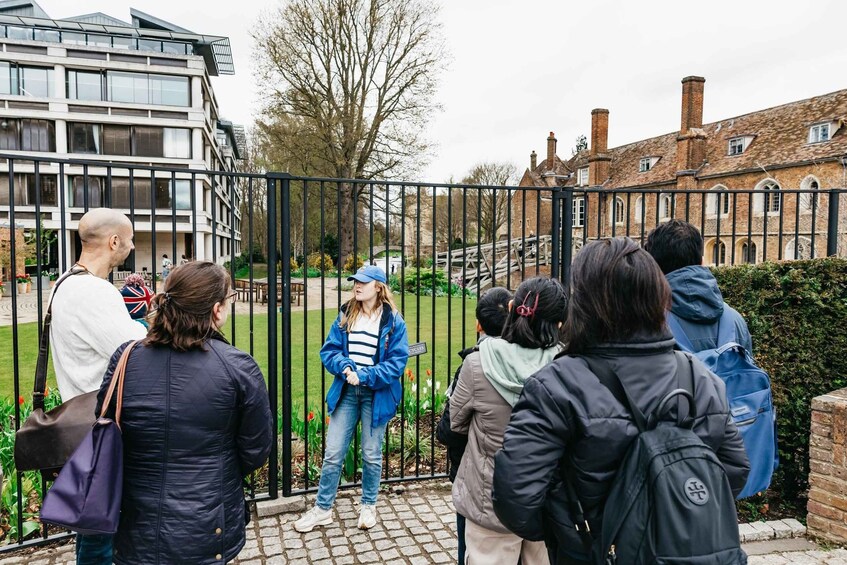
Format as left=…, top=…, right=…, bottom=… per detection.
left=572, top=134, right=588, bottom=156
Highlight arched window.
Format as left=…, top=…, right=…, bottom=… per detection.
left=712, top=240, right=727, bottom=265
left=613, top=196, right=626, bottom=225
left=762, top=181, right=781, bottom=213
left=785, top=236, right=812, bottom=260
left=707, top=185, right=730, bottom=217
left=800, top=176, right=820, bottom=212
left=659, top=193, right=673, bottom=220
left=634, top=196, right=644, bottom=223
left=740, top=240, right=757, bottom=264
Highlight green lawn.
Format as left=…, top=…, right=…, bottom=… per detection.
left=0, top=295, right=479, bottom=407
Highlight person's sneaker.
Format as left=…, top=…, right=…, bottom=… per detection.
left=293, top=505, right=333, bottom=533
left=358, top=504, right=378, bottom=530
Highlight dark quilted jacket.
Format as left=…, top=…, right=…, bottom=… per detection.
left=96, top=335, right=273, bottom=565
left=492, top=332, right=750, bottom=564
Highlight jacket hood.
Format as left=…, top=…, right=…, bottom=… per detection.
left=666, top=265, right=725, bottom=323
left=479, top=338, right=561, bottom=407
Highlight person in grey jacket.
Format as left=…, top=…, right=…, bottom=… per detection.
left=97, top=262, right=273, bottom=564
left=451, top=277, right=566, bottom=565
left=644, top=219, right=753, bottom=353
left=492, top=238, right=750, bottom=565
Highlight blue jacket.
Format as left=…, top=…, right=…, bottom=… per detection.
left=320, top=303, right=409, bottom=428
left=666, top=265, right=753, bottom=353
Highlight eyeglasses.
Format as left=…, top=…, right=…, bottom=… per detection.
left=226, top=291, right=237, bottom=303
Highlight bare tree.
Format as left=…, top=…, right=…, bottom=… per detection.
left=253, top=0, right=447, bottom=268
left=463, top=162, right=518, bottom=243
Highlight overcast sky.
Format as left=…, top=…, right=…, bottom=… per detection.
left=38, top=0, right=847, bottom=182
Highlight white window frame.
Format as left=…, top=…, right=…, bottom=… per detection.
left=613, top=196, right=626, bottom=225
left=639, top=158, right=651, bottom=172
left=785, top=236, right=812, bottom=260
left=712, top=240, right=727, bottom=265
left=634, top=196, right=644, bottom=224
left=707, top=185, right=730, bottom=217
left=809, top=123, right=831, bottom=144
left=572, top=197, right=585, bottom=228
left=740, top=240, right=757, bottom=264
left=754, top=179, right=781, bottom=215
left=728, top=137, right=745, bottom=155
left=800, top=176, right=820, bottom=212
left=659, top=193, right=673, bottom=220
left=577, top=167, right=589, bottom=186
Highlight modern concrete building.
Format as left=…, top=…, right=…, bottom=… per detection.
left=0, top=1, right=244, bottom=278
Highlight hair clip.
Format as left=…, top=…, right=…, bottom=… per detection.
left=515, top=293, right=540, bottom=318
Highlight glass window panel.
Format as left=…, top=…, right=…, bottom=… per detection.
left=0, top=62, right=10, bottom=95
left=155, top=179, right=171, bottom=208
left=111, top=36, right=135, bottom=50
left=150, top=75, right=190, bottom=106
left=68, top=70, right=103, bottom=101
left=110, top=178, right=130, bottom=208
left=6, top=26, right=31, bottom=40
left=132, top=179, right=152, bottom=209
left=21, top=119, right=55, bottom=152
left=72, top=176, right=102, bottom=207
left=0, top=119, right=20, bottom=150
left=102, top=125, right=131, bottom=156
left=62, top=32, right=86, bottom=45
left=163, top=128, right=190, bottom=158
left=25, top=174, right=58, bottom=206
left=133, top=126, right=164, bottom=157
left=0, top=174, right=26, bottom=206
left=33, top=29, right=60, bottom=43
left=161, top=41, right=186, bottom=54
left=87, top=34, right=111, bottom=48
left=138, top=39, right=161, bottom=53
left=68, top=123, right=101, bottom=154
left=108, top=71, right=149, bottom=104
left=20, top=67, right=51, bottom=98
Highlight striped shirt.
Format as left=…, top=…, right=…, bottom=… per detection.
left=348, top=310, right=382, bottom=368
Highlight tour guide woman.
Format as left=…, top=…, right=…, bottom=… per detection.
left=294, top=265, right=409, bottom=533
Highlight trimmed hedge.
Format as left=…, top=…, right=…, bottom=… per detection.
left=713, top=258, right=847, bottom=517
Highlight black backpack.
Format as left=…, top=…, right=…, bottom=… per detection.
left=568, top=352, right=747, bottom=565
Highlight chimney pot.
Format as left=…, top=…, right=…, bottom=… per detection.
left=546, top=132, right=557, bottom=169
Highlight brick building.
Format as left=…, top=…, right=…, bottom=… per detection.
left=516, top=76, right=847, bottom=264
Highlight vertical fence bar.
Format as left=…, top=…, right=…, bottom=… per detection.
left=8, top=160, right=25, bottom=544
left=320, top=180, right=327, bottom=457
left=562, top=188, right=574, bottom=283
left=827, top=189, right=840, bottom=256
left=302, top=180, right=309, bottom=489
left=551, top=189, right=561, bottom=282
left=267, top=174, right=280, bottom=498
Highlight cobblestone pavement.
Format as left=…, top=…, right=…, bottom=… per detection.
left=1, top=485, right=845, bottom=564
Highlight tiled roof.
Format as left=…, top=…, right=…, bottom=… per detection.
left=532, top=88, right=847, bottom=189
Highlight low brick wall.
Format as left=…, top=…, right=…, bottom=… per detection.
left=807, top=387, right=847, bottom=544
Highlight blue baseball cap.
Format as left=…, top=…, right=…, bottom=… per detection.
left=347, top=265, right=387, bottom=284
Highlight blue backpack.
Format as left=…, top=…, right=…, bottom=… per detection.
left=668, top=310, right=778, bottom=499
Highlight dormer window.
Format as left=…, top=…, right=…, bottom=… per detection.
left=638, top=156, right=659, bottom=172
left=809, top=123, right=831, bottom=143
left=577, top=167, right=589, bottom=186
left=728, top=137, right=745, bottom=155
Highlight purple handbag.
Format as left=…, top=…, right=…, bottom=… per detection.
left=40, top=341, right=139, bottom=535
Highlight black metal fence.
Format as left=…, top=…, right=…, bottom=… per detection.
left=0, top=153, right=845, bottom=551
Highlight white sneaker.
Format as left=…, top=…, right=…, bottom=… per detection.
left=358, top=504, right=378, bottom=530
left=293, top=505, right=333, bottom=533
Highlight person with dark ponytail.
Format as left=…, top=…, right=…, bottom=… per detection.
left=96, top=261, right=273, bottom=564
left=450, top=277, right=566, bottom=564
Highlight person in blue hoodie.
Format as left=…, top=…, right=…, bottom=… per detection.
left=644, top=220, right=752, bottom=353
left=294, top=265, right=409, bottom=534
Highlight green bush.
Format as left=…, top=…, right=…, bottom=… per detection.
left=403, top=269, right=447, bottom=294
left=343, top=254, right=364, bottom=273
left=307, top=252, right=334, bottom=272
left=713, top=258, right=847, bottom=518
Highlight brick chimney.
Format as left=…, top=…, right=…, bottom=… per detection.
left=530, top=150, right=537, bottom=170
left=676, top=76, right=707, bottom=188
left=546, top=132, right=557, bottom=169
left=588, top=108, right=611, bottom=185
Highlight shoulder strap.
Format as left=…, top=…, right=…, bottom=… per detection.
left=715, top=307, right=738, bottom=347
left=99, top=340, right=139, bottom=426
left=673, top=351, right=697, bottom=429
left=583, top=356, right=647, bottom=433
left=666, top=311, right=696, bottom=352
left=32, top=266, right=89, bottom=409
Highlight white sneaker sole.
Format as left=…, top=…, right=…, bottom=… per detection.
left=293, top=514, right=333, bottom=533
left=358, top=516, right=377, bottom=530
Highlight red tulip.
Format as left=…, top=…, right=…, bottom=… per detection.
left=307, top=411, right=315, bottom=422
left=18, top=395, right=24, bottom=406
left=426, top=369, right=432, bottom=376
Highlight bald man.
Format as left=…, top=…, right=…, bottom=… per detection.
left=50, top=209, right=148, bottom=564
left=51, top=209, right=147, bottom=401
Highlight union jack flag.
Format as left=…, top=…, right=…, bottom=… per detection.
left=121, top=283, right=154, bottom=319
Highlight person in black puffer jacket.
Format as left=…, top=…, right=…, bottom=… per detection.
left=97, top=261, right=273, bottom=565
left=436, top=286, right=511, bottom=565
left=492, top=238, right=750, bottom=565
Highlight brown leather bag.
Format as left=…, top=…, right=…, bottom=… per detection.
left=14, top=267, right=98, bottom=481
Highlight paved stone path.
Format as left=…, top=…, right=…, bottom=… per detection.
left=0, top=484, right=844, bottom=564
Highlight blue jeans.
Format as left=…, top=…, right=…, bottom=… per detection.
left=75, top=533, right=112, bottom=565
left=316, top=386, right=387, bottom=510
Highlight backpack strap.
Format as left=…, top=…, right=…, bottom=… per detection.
left=715, top=307, right=738, bottom=348
left=666, top=312, right=696, bottom=353
left=583, top=356, right=647, bottom=433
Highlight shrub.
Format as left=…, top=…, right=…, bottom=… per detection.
left=307, top=252, right=334, bottom=272
left=713, top=258, right=847, bottom=518
left=343, top=254, right=364, bottom=273
left=403, top=269, right=447, bottom=294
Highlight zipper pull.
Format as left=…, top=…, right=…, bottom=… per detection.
left=605, top=544, right=616, bottom=565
